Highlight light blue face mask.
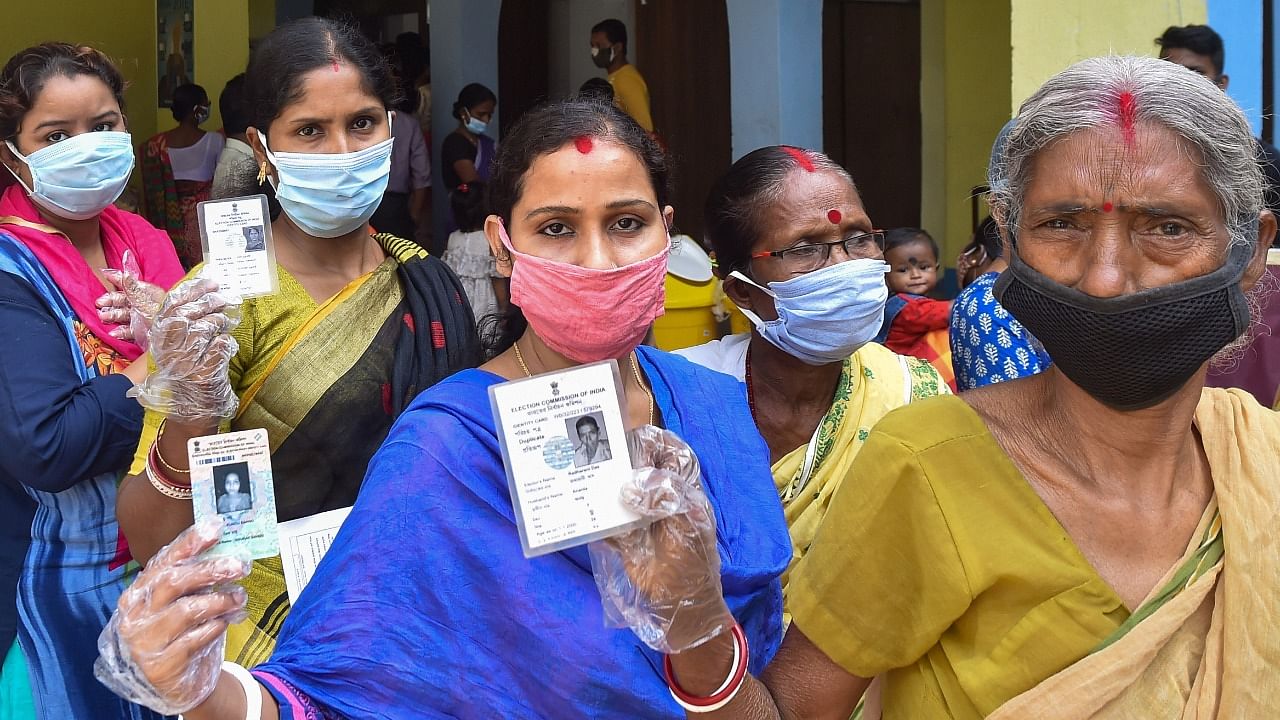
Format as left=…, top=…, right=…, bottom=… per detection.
left=464, top=114, right=488, bottom=135
left=261, top=115, right=394, bottom=238
left=5, top=131, right=135, bottom=220
left=730, top=257, right=891, bottom=365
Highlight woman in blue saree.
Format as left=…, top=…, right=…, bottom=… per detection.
left=96, top=99, right=790, bottom=719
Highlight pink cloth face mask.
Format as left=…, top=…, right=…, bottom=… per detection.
left=499, top=223, right=669, bottom=363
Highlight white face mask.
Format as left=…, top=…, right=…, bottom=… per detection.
left=260, top=113, right=394, bottom=238
left=5, top=131, right=135, bottom=220
left=731, top=258, right=891, bottom=365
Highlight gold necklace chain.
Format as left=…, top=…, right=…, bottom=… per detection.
left=512, top=341, right=655, bottom=425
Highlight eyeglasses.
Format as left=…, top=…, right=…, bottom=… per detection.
left=751, top=230, right=886, bottom=273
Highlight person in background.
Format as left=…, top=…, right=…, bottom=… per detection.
left=442, top=180, right=506, bottom=325
left=369, top=64, right=431, bottom=241
left=114, top=17, right=481, bottom=671
left=440, top=83, right=496, bottom=193
left=591, top=18, right=653, bottom=133
left=951, top=216, right=1052, bottom=391
left=678, top=147, right=947, bottom=609
left=96, top=97, right=790, bottom=720
left=874, top=227, right=955, bottom=389
left=210, top=74, right=278, bottom=219
left=579, top=76, right=616, bottom=103
left=0, top=41, right=191, bottom=719
left=396, top=32, right=431, bottom=148
left=1157, top=24, right=1280, bottom=213
left=142, top=83, right=224, bottom=268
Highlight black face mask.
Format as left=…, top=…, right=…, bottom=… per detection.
left=993, top=229, right=1254, bottom=410
left=592, top=46, right=614, bottom=69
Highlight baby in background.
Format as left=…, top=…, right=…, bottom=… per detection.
left=874, top=228, right=956, bottom=390
left=884, top=227, right=942, bottom=296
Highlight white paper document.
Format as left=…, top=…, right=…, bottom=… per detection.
left=278, top=506, right=353, bottom=603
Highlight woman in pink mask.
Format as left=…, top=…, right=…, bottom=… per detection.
left=95, top=98, right=791, bottom=720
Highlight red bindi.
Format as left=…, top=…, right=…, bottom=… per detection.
left=1102, top=201, right=1114, bottom=212
left=782, top=147, right=815, bottom=172
left=827, top=209, right=842, bottom=224
left=574, top=136, right=593, bottom=154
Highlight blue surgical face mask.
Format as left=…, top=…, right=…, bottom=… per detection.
left=730, top=257, right=891, bottom=365
left=5, top=131, right=135, bottom=220
left=261, top=116, right=393, bottom=238
left=464, top=113, right=488, bottom=135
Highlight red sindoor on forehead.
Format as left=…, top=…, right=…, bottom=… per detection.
left=782, top=147, right=815, bottom=172
left=1116, top=90, right=1137, bottom=147
left=574, top=136, right=594, bottom=154
left=827, top=209, right=842, bottom=224
left=1102, top=201, right=1114, bottom=212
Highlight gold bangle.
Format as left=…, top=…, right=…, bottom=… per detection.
left=153, top=419, right=189, bottom=475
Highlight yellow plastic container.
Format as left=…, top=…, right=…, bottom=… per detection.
left=653, top=273, right=719, bottom=351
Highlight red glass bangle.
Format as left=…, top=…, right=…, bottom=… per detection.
left=148, top=444, right=192, bottom=490
left=663, top=623, right=749, bottom=708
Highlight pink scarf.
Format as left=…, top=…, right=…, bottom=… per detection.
left=0, top=184, right=184, bottom=360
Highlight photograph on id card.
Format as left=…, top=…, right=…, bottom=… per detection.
left=489, top=359, right=645, bottom=558
left=197, top=194, right=278, bottom=298
left=188, top=429, right=279, bottom=560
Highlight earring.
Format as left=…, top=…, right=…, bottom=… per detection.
left=257, top=161, right=269, bottom=185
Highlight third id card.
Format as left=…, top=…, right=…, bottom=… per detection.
left=196, top=194, right=277, bottom=298
left=189, top=429, right=280, bottom=560
left=489, top=360, right=644, bottom=557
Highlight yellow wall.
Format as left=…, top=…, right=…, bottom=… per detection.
left=0, top=1, right=159, bottom=144
left=1010, top=0, right=1207, bottom=112
left=919, top=0, right=1012, bottom=268
left=0, top=1, right=250, bottom=150
left=155, top=0, right=252, bottom=136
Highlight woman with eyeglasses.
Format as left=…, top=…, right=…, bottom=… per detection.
left=677, top=146, right=948, bottom=612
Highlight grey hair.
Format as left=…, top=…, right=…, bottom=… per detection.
left=989, top=55, right=1264, bottom=250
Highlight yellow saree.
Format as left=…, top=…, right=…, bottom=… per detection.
left=773, top=342, right=948, bottom=601
left=989, top=388, right=1280, bottom=719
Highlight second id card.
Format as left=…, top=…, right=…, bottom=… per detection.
left=490, top=360, right=645, bottom=558
left=197, top=194, right=278, bottom=298
left=188, top=429, right=280, bottom=560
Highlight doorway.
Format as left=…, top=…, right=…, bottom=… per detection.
left=823, top=0, right=921, bottom=229
left=498, top=0, right=551, bottom=137
left=635, top=0, right=731, bottom=243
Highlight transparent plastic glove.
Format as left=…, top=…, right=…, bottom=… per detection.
left=94, top=518, right=250, bottom=715
left=589, top=425, right=735, bottom=654
left=98, top=251, right=166, bottom=348
left=128, top=272, right=241, bottom=423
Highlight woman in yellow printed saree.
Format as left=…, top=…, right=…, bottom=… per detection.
left=116, top=18, right=480, bottom=668
left=606, top=55, right=1280, bottom=720
left=677, top=146, right=947, bottom=601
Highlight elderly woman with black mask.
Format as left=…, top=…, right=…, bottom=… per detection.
left=603, top=54, right=1280, bottom=720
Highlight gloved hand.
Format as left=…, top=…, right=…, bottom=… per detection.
left=94, top=518, right=250, bottom=715
left=589, top=425, right=735, bottom=654
left=98, top=251, right=166, bottom=348
left=128, top=272, right=241, bottom=423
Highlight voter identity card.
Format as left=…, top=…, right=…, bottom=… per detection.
left=490, top=360, right=644, bottom=557
left=188, top=429, right=279, bottom=560
left=196, top=194, right=277, bottom=298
